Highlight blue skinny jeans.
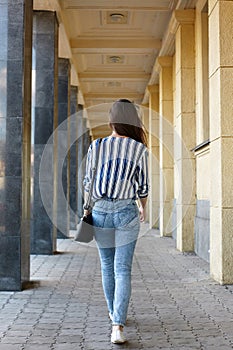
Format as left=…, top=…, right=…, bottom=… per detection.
left=92, top=198, right=140, bottom=327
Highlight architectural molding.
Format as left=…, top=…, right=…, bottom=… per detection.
left=147, top=84, right=159, bottom=94
left=155, top=56, right=173, bottom=73
left=168, top=9, right=195, bottom=38
left=70, top=38, right=162, bottom=49
left=143, top=9, right=195, bottom=104
left=196, top=0, right=208, bottom=12
left=84, top=92, right=144, bottom=100
left=157, top=56, right=173, bottom=67
left=63, top=0, right=176, bottom=11
left=79, top=72, right=150, bottom=81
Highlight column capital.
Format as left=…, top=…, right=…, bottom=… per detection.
left=147, top=84, right=159, bottom=94
left=70, top=85, right=78, bottom=91
left=174, top=9, right=195, bottom=25
left=71, top=64, right=79, bottom=86
left=155, top=56, right=173, bottom=73
left=170, top=9, right=195, bottom=34
left=158, top=56, right=173, bottom=67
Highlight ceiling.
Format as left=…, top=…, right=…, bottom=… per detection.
left=34, top=0, right=196, bottom=138
left=61, top=0, right=176, bottom=107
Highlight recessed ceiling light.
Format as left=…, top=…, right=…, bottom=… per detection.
left=106, top=11, right=128, bottom=24
left=110, top=13, right=125, bottom=22
left=106, top=55, right=124, bottom=64
left=109, top=56, right=121, bottom=63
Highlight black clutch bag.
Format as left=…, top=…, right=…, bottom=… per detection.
left=74, top=213, right=94, bottom=243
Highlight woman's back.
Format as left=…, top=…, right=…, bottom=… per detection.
left=84, top=136, right=149, bottom=201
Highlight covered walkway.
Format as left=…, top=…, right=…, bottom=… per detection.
left=0, top=229, right=233, bottom=350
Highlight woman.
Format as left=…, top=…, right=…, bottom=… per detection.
left=83, top=99, right=149, bottom=344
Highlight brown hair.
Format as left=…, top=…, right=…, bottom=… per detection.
left=109, top=99, right=147, bottom=146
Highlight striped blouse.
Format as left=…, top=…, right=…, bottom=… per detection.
left=83, top=136, right=149, bottom=200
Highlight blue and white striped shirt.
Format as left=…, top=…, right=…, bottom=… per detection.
left=83, top=136, right=149, bottom=200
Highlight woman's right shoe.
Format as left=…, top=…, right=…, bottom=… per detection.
left=111, top=329, right=126, bottom=344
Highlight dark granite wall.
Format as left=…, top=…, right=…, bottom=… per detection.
left=69, top=86, right=78, bottom=230
left=0, top=0, right=33, bottom=290
left=31, top=11, right=58, bottom=254
left=57, top=58, right=71, bottom=238
left=78, top=116, right=91, bottom=220
left=77, top=105, right=84, bottom=220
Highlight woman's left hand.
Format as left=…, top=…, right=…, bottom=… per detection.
left=83, top=209, right=90, bottom=217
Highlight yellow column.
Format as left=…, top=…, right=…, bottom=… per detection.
left=141, top=103, right=149, bottom=142
left=209, top=0, right=233, bottom=284
left=141, top=104, right=150, bottom=223
left=157, top=56, right=174, bottom=237
left=174, top=10, right=196, bottom=251
left=147, top=85, right=159, bottom=229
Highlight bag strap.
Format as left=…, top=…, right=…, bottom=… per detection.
left=83, top=138, right=102, bottom=211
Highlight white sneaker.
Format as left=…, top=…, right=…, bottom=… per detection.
left=111, top=329, right=126, bottom=344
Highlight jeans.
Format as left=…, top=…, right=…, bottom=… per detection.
left=92, top=198, right=140, bottom=326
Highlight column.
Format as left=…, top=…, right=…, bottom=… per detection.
left=77, top=104, right=84, bottom=221
left=209, top=0, right=233, bottom=284
left=174, top=10, right=196, bottom=252
left=141, top=104, right=150, bottom=222
left=147, top=85, right=160, bottom=229
left=71, top=114, right=92, bottom=220
left=0, top=0, right=32, bottom=290
left=83, top=118, right=90, bottom=167
left=157, top=56, right=174, bottom=237
left=69, top=86, right=78, bottom=230
left=141, top=104, right=149, bottom=140
left=57, top=58, right=71, bottom=238
left=31, top=11, right=58, bottom=255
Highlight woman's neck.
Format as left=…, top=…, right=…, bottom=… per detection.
left=111, top=131, right=127, bottom=138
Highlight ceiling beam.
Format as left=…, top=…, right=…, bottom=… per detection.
left=79, top=72, right=150, bottom=81
left=63, top=0, right=172, bottom=11
left=72, top=48, right=157, bottom=55
left=70, top=38, right=162, bottom=49
left=65, top=7, right=171, bottom=11
left=84, top=93, right=144, bottom=100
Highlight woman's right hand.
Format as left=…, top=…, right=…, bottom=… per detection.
left=138, top=197, right=147, bottom=222
left=139, top=206, right=145, bottom=222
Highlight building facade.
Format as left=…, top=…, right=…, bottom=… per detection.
left=146, top=0, right=233, bottom=286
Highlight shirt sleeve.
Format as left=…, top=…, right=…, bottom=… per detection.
left=137, top=149, right=149, bottom=198
left=83, top=143, right=93, bottom=193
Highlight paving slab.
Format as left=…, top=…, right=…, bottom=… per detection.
left=0, top=229, right=233, bottom=349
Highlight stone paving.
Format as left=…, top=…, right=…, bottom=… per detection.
left=0, top=228, right=233, bottom=350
